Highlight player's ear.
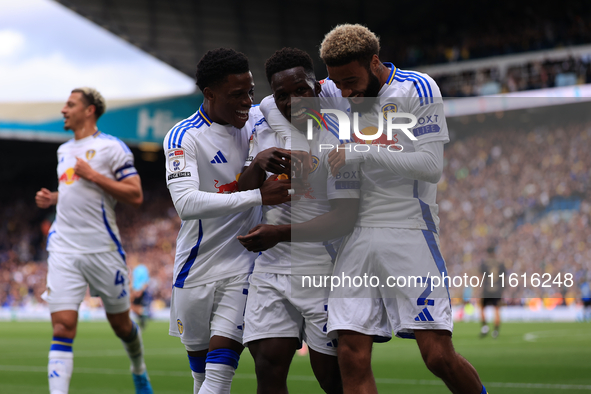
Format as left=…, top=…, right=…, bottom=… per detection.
left=314, top=81, right=322, bottom=96
left=202, top=86, right=215, bottom=102
left=86, top=104, right=96, bottom=118
left=370, top=54, right=381, bottom=74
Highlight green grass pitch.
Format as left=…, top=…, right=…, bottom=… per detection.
left=1, top=321, right=590, bottom=393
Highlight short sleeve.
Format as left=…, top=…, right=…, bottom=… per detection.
left=407, top=74, right=450, bottom=146
left=110, top=139, right=138, bottom=181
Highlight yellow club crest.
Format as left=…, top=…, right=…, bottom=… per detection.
left=85, top=149, right=96, bottom=160
left=382, top=103, right=398, bottom=120
left=177, top=319, right=184, bottom=334
left=310, top=156, right=319, bottom=173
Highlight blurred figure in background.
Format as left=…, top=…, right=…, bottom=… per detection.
left=480, top=245, right=506, bottom=339
left=581, top=274, right=591, bottom=321
left=129, top=257, right=151, bottom=329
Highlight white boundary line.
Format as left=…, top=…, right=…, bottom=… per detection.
left=1, top=365, right=590, bottom=390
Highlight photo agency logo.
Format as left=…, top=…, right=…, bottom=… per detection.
left=298, top=98, right=422, bottom=152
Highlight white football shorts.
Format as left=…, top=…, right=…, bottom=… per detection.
left=42, top=251, right=130, bottom=314
left=243, top=272, right=337, bottom=356
left=327, top=227, right=453, bottom=340
left=169, top=273, right=250, bottom=350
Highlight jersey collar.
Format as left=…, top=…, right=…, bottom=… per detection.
left=383, top=62, right=397, bottom=85
left=198, top=104, right=213, bottom=126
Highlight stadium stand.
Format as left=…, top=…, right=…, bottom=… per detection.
left=2, top=105, right=590, bottom=310
left=54, top=0, right=591, bottom=97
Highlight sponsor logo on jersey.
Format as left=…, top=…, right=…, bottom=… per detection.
left=168, top=149, right=186, bottom=172
left=335, top=170, right=361, bottom=189
left=214, top=179, right=238, bottom=193
left=85, top=149, right=96, bottom=160
left=310, top=156, right=319, bottom=173
left=168, top=172, right=191, bottom=180
left=177, top=319, right=184, bottom=334
left=353, top=127, right=402, bottom=148
left=210, top=150, right=228, bottom=164
left=58, top=168, right=80, bottom=185
left=335, top=181, right=361, bottom=189
left=302, top=186, right=315, bottom=199
left=381, top=103, right=398, bottom=120
left=214, top=174, right=240, bottom=193
left=168, top=150, right=184, bottom=158
left=413, top=115, right=441, bottom=137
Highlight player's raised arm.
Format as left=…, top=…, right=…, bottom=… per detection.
left=329, top=141, right=444, bottom=183
left=35, top=188, right=58, bottom=208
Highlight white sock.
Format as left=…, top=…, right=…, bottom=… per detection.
left=192, top=370, right=206, bottom=393
left=121, top=322, right=146, bottom=375
left=48, top=350, right=73, bottom=394
left=198, top=363, right=236, bottom=394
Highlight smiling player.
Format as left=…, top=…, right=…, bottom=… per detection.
left=163, top=48, right=293, bottom=394
left=238, top=47, right=360, bottom=394
left=259, top=25, right=488, bottom=394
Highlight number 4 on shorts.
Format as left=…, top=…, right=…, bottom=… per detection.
left=115, top=270, right=125, bottom=285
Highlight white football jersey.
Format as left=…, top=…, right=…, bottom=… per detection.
left=246, top=124, right=360, bottom=276
left=321, top=64, right=449, bottom=232
left=47, top=131, right=138, bottom=257
left=164, top=105, right=266, bottom=288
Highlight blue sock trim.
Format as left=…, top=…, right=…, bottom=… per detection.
left=188, top=355, right=206, bottom=373
left=205, top=348, right=240, bottom=369
left=481, top=385, right=487, bottom=394
left=50, top=336, right=73, bottom=352
left=122, top=321, right=138, bottom=343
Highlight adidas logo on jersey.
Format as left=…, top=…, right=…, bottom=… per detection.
left=415, top=307, right=434, bottom=322
left=48, top=370, right=60, bottom=378
left=117, top=289, right=127, bottom=299
left=210, top=150, right=228, bottom=164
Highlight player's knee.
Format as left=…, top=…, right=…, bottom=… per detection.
left=254, top=350, right=290, bottom=379
left=423, top=350, right=453, bottom=378
left=52, top=321, right=76, bottom=338
left=110, top=318, right=133, bottom=338
left=337, top=342, right=371, bottom=372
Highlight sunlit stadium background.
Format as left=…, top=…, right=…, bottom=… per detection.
left=1, top=0, right=591, bottom=393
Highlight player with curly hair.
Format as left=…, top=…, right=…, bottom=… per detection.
left=260, top=25, right=488, bottom=394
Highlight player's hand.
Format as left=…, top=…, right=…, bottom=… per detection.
left=254, top=147, right=295, bottom=175
left=35, top=188, right=57, bottom=208
left=74, top=157, right=98, bottom=182
left=291, top=150, right=312, bottom=181
left=259, top=175, right=307, bottom=205
left=259, top=175, right=291, bottom=205
left=328, top=146, right=346, bottom=177
left=237, top=224, right=286, bottom=252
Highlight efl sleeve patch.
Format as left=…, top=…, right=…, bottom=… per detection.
left=168, top=149, right=186, bottom=172
left=168, top=172, right=191, bottom=180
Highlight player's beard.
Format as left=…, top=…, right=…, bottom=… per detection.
left=349, top=69, right=382, bottom=113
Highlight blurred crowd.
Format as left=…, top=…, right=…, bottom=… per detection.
left=0, top=186, right=181, bottom=310
left=438, top=121, right=591, bottom=302
left=385, top=10, right=591, bottom=68
left=435, top=54, right=591, bottom=97
left=1, top=120, right=590, bottom=310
